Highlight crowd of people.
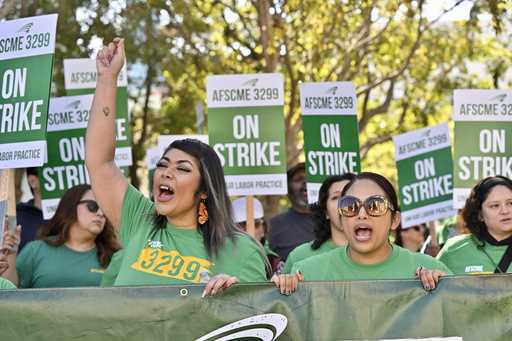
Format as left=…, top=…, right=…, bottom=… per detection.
left=1, top=39, right=512, bottom=296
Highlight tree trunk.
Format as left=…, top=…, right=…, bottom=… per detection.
left=256, top=0, right=285, bottom=219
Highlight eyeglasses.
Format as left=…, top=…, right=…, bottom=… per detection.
left=239, top=218, right=265, bottom=227
left=338, top=195, right=395, bottom=217
left=410, top=225, right=424, bottom=232
left=78, top=200, right=100, bottom=213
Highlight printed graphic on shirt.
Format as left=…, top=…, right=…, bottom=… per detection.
left=90, top=268, right=105, bottom=274
left=131, top=244, right=213, bottom=283
left=464, top=265, right=491, bottom=274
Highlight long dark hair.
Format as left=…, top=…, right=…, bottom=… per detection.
left=341, top=172, right=401, bottom=217
left=38, top=184, right=120, bottom=267
left=311, top=173, right=356, bottom=250
left=463, top=176, right=512, bottom=240
left=152, top=139, right=242, bottom=257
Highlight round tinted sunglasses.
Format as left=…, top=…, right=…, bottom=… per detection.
left=338, top=195, right=395, bottom=217
left=78, top=200, right=100, bottom=213
left=239, top=218, right=265, bottom=227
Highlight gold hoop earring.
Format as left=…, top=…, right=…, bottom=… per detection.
left=198, top=199, right=208, bottom=225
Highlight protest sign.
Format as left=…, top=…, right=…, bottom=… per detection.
left=0, top=14, right=58, bottom=168
left=207, top=73, right=287, bottom=196
left=157, top=134, right=209, bottom=154
left=394, top=123, right=456, bottom=227
left=146, top=146, right=161, bottom=196
left=453, top=90, right=512, bottom=208
left=40, top=94, right=131, bottom=219
left=300, top=81, right=360, bottom=203
left=63, top=58, right=132, bottom=167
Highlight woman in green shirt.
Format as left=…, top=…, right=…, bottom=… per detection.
left=86, top=39, right=267, bottom=295
left=282, top=173, right=355, bottom=274
left=437, top=176, right=512, bottom=274
left=273, top=172, right=450, bottom=294
left=3, top=184, right=120, bottom=288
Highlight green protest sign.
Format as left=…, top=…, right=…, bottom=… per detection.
left=393, top=123, right=456, bottom=227
left=157, top=134, right=209, bottom=153
left=0, top=14, right=58, bottom=169
left=207, top=74, right=287, bottom=196
left=453, top=89, right=512, bottom=208
left=40, top=95, right=132, bottom=219
left=1, top=276, right=511, bottom=340
left=63, top=58, right=132, bottom=167
left=146, top=146, right=160, bottom=197
left=300, top=82, right=360, bottom=203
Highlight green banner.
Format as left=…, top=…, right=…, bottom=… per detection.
left=393, top=123, right=456, bottom=227
left=300, top=82, right=360, bottom=203
left=0, top=275, right=511, bottom=340
left=453, top=90, right=512, bottom=208
left=207, top=74, right=287, bottom=196
left=0, top=14, right=58, bottom=169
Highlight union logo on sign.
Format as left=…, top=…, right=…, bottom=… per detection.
left=242, top=78, right=259, bottom=87
left=17, top=23, right=33, bottom=33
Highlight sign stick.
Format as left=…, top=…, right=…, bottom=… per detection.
left=427, top=220, right=438, bottom=249
left=245, top=195, right=255, bottom=238
left=0, top=169, right=17, bottom=247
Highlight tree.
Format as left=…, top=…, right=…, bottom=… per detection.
left=2, top=0, right=510, bottom=215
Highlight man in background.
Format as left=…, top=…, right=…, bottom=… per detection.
left=268, top=163, right=315, bottom=261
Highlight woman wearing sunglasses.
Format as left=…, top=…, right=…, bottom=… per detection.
left=1, top=184, right=120, bottom=288
left=394, top=223, right=429, bottom=253
left=282, top=173, right=355, bottom=274
left=85, top=39, right=267, bottom=294
left=437, top=176, right=512, bottom=274
left=273, top=172, right=451, bottom=294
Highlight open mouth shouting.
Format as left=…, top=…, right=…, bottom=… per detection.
left=354, top=223, right=372, bottom=242
left=157, top=184, right=175, bottom=202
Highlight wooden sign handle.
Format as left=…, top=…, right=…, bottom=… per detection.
left=0, top=169, right=17, bottom=230
left=245, top=195, right=255, bottom=238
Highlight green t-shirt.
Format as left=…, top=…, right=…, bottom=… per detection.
left=101, top=249, right=125, bottom=287
left=17, top=240, right=104, bottom=288
left=114, top=185, right=266, bottom=286
left=283, top=240, right=337, bottom=274
left=263, top=240, right=279, bottom=258
left=291, top=245, right=452, bottom=281
left=437, top=216, right=458, bottom=246
left=0, top=277, right=16, bottom=289
left=437, top=234, right=509, bottom=275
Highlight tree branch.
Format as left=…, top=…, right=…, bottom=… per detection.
left=356, top=0, right=467, bottom=97
left=0, top=0, right=16, bottom=18
left=359, top=79, right=395, bottom=131
left=360, top=100, right=408, bottom=158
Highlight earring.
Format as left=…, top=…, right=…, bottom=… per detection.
left=198, top=199, right=208, bottom=225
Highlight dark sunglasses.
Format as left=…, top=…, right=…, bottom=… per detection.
left=240, top=218, right=265, bottom=227
left=409, top=225, right=424, bottom=232
left=338, top=195, right=395, bottom=217
left=78, top=200, right=100, bottom=213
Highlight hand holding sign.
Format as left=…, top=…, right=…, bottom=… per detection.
left=1, top=221, right=21, bottom=255
left=96, top=38, right=125, bottom=80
